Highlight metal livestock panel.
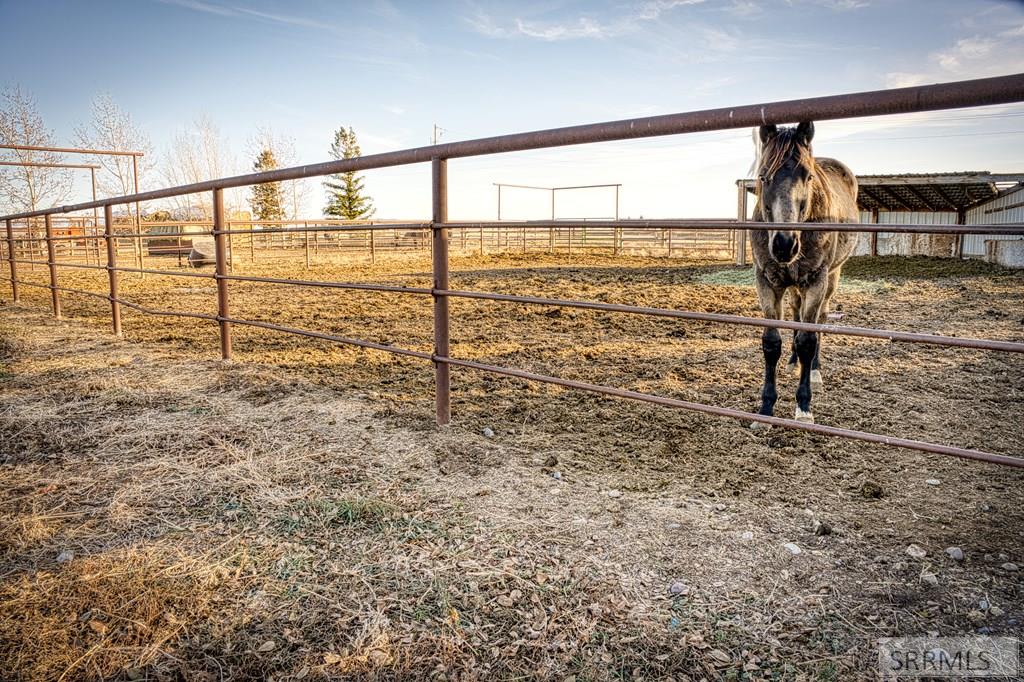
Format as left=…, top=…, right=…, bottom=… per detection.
left=963, top=186, right=1024, bottom=257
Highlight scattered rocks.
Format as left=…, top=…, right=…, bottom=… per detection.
left=668, top=581, right=689, bottom=596
left=714, top=503, right=727, bottom=512
left=920, top=572, right=939, bottom=587
left=967, top=610, right=986, bottom=624
left=56, top=550, right=74, bottom=564
left=813, top=521, right=832, bottom=536
left=741, top=531, right=754, bottom=541
left=542, top=455, right=559, bottom=468
left=945, top=547, right=965, bottom=562
left=906, top=544, right=928, bottom=560
left=481, top=427, right=495, bottom=438
left=257, top=640, right=277, bottom=652
left=990, top=606, right=1005, bottom=618
left=980, top=599, right=990, bottom=611
left=1001, top=562, right=1019, bottom=572
left=860, top=481, right=884, bottom=499
left=551, top=471, right=562, bottom=481
left=783, top=542, right=802, bottom=555
left=925, top=478, right=941, bottom=486
left=606, top=489, right=622, bottom=499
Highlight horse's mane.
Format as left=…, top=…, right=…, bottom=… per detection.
left=755, top=127, right=834, bottom=220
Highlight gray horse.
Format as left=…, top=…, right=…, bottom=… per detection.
left=749, top=121, right=859, bottom=428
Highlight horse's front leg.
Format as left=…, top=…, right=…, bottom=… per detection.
left=794, top=275, right=829, bottom=423
left=751, top=274, right=784, bottom=431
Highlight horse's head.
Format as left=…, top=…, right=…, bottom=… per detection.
left=756, top=121, right=816, bottom=265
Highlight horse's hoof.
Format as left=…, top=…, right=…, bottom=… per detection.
left=794, top=408, right=815, bottom=424
left=810, top=369, right=823, bottom=387
left=750, top=420, right=772, bottom=432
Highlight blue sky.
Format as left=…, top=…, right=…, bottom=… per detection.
left=2, top=0, right=1023, bottom=218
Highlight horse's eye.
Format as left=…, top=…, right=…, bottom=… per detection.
left=758, top=174, right=769, bottom=184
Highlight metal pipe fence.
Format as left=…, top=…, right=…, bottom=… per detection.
left=2, top=73, right=1024, bottom=469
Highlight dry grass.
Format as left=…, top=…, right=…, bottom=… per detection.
left=1, top=251, right=1023, bottom=680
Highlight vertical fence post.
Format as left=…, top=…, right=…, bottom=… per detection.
left=133, top=155, right=145, bottom=275
left=213, top=188, right=232, bottom=360
left=432, top=157, right=451, bottom=426
left=370, top=225, right=376, bottom=264
left=5, top=219, right=18, bottom=303
left=103, top=205, right=122, bottom=337
left=304, top=222, right=311, bottom=269
left=735, top=181, right=748, bottom=266
left=44, top=214, right=61, bottom=319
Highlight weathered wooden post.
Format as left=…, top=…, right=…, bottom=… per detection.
left=304, top=221, right=311, bottom=269
left=213, top=189, right=232, bottom=360
left=735, top=180, right=748, bottom=266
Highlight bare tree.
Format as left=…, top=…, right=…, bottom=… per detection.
left=161, top=115, right=238, bottom=219
left=0, top=85, right=73, bottom=215
left=247, top=126, right=308, bottom=219
left=74, top=94, right=154, bottom=198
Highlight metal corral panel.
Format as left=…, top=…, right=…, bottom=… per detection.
left=963, top=186, right=1024, bottom=257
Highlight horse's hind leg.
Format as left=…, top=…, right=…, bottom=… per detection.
left=752, top=274, right=784, bottom=431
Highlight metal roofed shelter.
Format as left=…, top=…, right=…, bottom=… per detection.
left=736, top=172, right=1024, bottom=263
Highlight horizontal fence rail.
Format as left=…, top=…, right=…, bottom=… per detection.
left=3, top=73, right=1024, bottom=469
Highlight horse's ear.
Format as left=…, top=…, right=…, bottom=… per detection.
left=796, top=121, right=815, bottom=145
left=759, top=124, right=777, bottom=144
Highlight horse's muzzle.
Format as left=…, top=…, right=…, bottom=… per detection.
left=771, top=232, right=799, bottom=264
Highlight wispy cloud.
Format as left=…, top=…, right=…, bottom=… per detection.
left=158, top=0, right=337, bottom=32
left=798, top=0, right=870, bottom=9
left=158, top=0, right=233, bottom=17
left=514, top=16, right=615, bottom=40
left=724, top=0, right=763, bottom=17
left=384, top=105, right=406, bottom=116
left=883, top=8, right=1024, bottom=92
left=465, top=0, right=706, bottom=42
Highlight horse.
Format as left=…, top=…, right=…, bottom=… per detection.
left=748, top=121, right=859, bottom=428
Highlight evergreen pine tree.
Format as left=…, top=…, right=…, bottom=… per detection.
left=323, top=127, right=375, bottom=219
left=249, top=149, right=285, bottom=221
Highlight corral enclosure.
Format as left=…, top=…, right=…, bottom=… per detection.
left=2, top=251, right=1024, bottom=680
left=2, top=75, right=1024, bottom=680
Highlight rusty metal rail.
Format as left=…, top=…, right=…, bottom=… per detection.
left=3, top=73, right=1024, bottom=469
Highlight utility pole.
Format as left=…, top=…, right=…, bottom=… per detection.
left=431, top=124, right=447, bottom=145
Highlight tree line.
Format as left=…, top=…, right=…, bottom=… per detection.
left=0, top=86, right=375, bottom=222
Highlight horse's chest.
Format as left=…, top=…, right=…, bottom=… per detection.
left=763, top=261, right=820, bottom=289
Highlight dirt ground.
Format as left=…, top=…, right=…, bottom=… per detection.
left=1, top=251, right=1022, bottom=681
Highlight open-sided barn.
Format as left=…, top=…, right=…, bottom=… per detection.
left=737, top=171, right=1024, bottom=266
